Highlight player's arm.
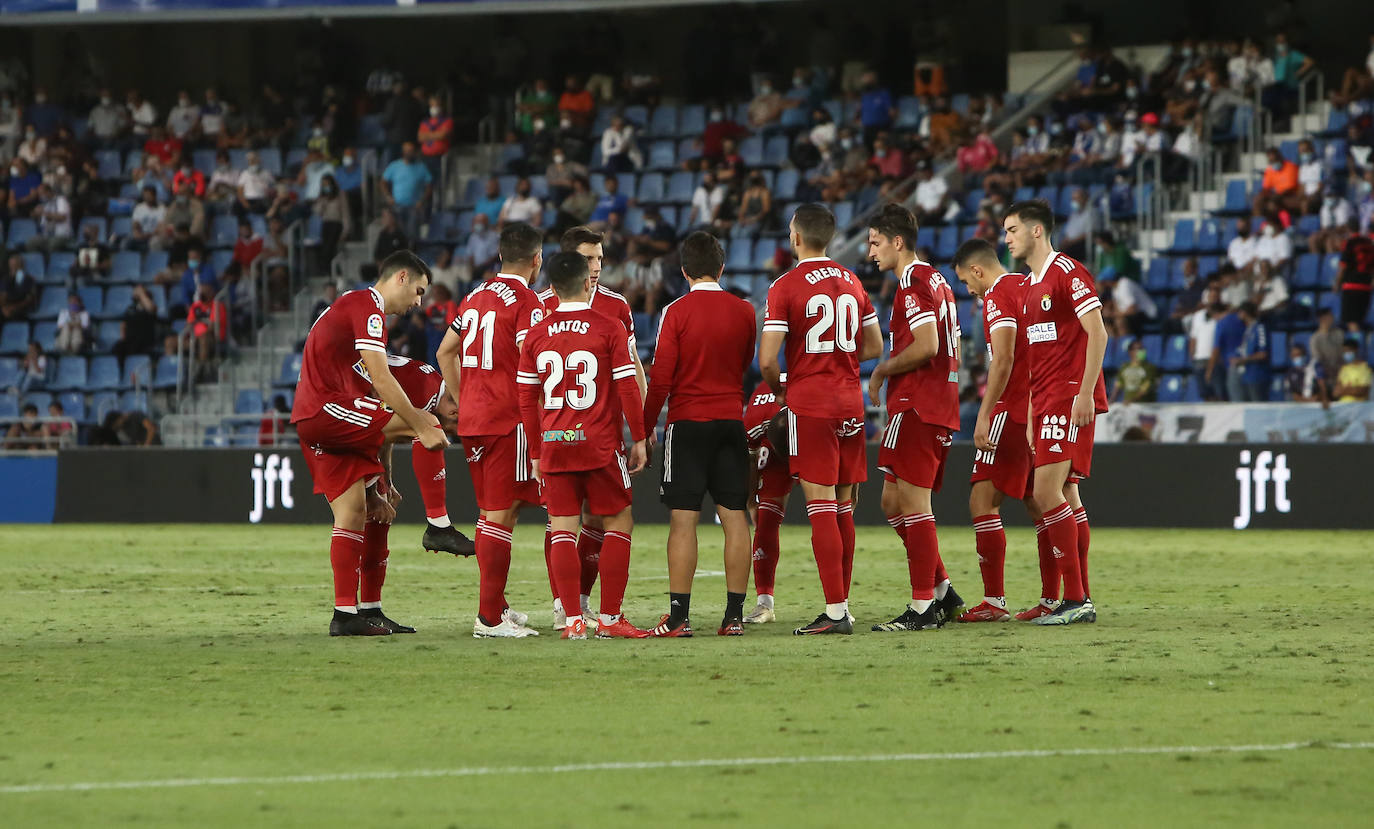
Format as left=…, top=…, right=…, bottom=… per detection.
left=1073, top=306, right=1108, bottom=427
left=640, top=310, right=676, bottom=436
left=758, top=329, right=785, bottom=403
left=359, top=349, right=446, bottom=450
left=857, top=293, right=883, bottom=362
left=868, top=290, right=934, bottom=403
left=613, top=341, right=649, bottom=474
left=974, top=323, right=1016, bottom=451
left=516, top=346, right=544, bottom=482
left=436, top=322, right=463, bottom=409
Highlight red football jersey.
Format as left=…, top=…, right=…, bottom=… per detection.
left=517, top=303, right=647, bottom=473
left=743, top=380, right=783, bottom=450
left=386, top=355, right=444, bottom=412
left=982, top=273, right=1032, bottom=423
left=1021, top=252, right=1110, bottom=413
left=454, top=273, right=545, bottom=438
left=290, top=287, right=388, bottom=423
left=761, top=257, right=879, bottom=419
left=539, top=283, right=637, bottom=353
left=884, top=260, right=960, bottom=431
left=642, top=283, right=756, bottom=431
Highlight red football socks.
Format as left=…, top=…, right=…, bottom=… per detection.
left=972, top=513, right=1006, bottom=598
left=1043, top=502, right=1085, bottom=602
left=805, top=500, right=845, bottom=603
left=409, top=437, right=449, bottom=521
left=903, top=513, right=939, bottom=600
left=886, top=513, right=906, bottom=542
left=598, top=531, right=632, bottom=618
left=476, top=520, right=513, bottom=625
left=576, top=528, right=604, bottom=596
left=837, top=500, right=855, bottom=598
left=359, top=521, right=389, bottom=604
left=329, top=526, right=365, bottom=609
left=548, top=529, right=581, bottom=618
left=752, top=500, right=784, bottom=596
left=1074, top=507, right=1091, bottom=599
left=543, top=522, right=558, bottom=599
left=1035, top=519, right=1060, bottom=601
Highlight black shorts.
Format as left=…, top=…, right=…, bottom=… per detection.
left=1340, top=289, right=1371, bottom=328
left=659, top=419, right=749, bottom=511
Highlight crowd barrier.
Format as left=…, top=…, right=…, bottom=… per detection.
left=0, top=441, right=1359, bottom=529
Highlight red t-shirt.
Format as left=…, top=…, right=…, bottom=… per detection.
left=1021, top=252, right=1110, bottom=413
left=290, top=287, right=388, bottom=422
left=419, top=116, right=453, bottom=157
left=642, top=283, right=756, bottom=431
left=516, top=303, right=646, bottom=473
left=982, top=273, right=1032, bottom=423
left=233, top=235, right=264, bottom=269
left=186, top=299, right=228, bottom=342
left=539, top=283, right=637, bottom=354
left=762, top=257, right=880, bottom=419
left=386, top=354, right=444, bottom=412
left=884, top=260, right=960, bottom=431
left=173, top=169, right=206, bottom=197
left=144, top=136, right=182, bottom=165
left=453, top=273, right=545, bottom=438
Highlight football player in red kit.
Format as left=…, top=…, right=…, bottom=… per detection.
left=436, top=222, right=546, bottom=639
left=1003, top=200, right=1108, bottom=625
left=951, top=238, right=1045, bottom=622
left=518, top=252, right=650, bottom=640
left=354, top=355, right=463, bottom=634
left=535, top=226, right=647, bottom=627
left=864, top=204, right=967, bottom=631
left=759, top=204, right=883, bottom=635
left=289, top=251, right=448, bottom=637
left=742, top=377, right=793, bottom=624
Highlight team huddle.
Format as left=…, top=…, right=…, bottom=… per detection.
left=288, top=196, right=1106, bottom=639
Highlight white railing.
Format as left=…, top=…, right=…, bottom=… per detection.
left=0, top=416, right=78, bottom=452
left=160, top=411, right=294, bottom=448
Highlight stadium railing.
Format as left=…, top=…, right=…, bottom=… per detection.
left=161, top=411, right=292, bottom=448
left=0, top=417, right=78, bottom=452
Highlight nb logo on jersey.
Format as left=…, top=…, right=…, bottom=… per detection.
left=1040, top=415, right=1068, bottom=441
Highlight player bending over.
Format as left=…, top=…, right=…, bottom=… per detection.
left=864, top=204, right=967, bottom=631
left=536, top=226, right=648, bottom=627
left=437, top=222, right=547, bottom=638
left=289, top=250, right=448, bottom=637
left=1002, top=200, right=1107, bottom=625
left=759, top=203, right=883, bottom=635
left=518, top=252, right=651, bottom=640
left=641, top=232, right=757, bottom=637
left=741, top=377, right=795, bottom=624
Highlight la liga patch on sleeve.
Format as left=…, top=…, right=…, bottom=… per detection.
left=367, top=314, right=384, bottom=339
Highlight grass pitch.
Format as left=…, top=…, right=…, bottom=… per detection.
left=3, top=523, right=1372, bottom=827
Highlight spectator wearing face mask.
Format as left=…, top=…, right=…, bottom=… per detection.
left=1293, top=139, right=1326, bottom=213
left=295, top=150, right=335, bottom=201
left=1227, top=218, right=1258, bottom=276
left=199, top=88, right=225, bottom=146
left=557, top=75, right=596, bottom=131
left=858, top=71, right=894, bottom=145
left=23, top=87, right=62, bottom=139
left=172, top=155, right=206, bottom=198
left=1, top=254, right=38, bottom=321
left=1233, top=302, right=1271, bottom=402
left=177, top=242, right=219, bottom=310
left=1186, top=291, right=1224, bottom=399
left=28, top=183, right=72, bottom=252
left=1334, top=340, right=1372, bottom=402
left=1261, top=33, right=1314, bottom=127
left=125, top=89, right=157, bottom=141
left=1253, top=219, right=1293, bottom=275
left=7, top=156, right=41, bottom=217
left=465, top=212, right=499, bottom=279
left=600, top=115, right=640, bottom=173
left=1253, top=147, right=1302, bottom=217
left=1112, top=338, right=1158, bottom=403
left=544, top=147, right=587, bottom=205
left=1059, top=188, right=1099, bottom=261
left=55, top=291, right=90, bottom=353
left=1285, top=344, right=1329, bottom=405
left=701, top=107, right=747, bottom=165
left=497, top=176, right=542, bottom=230
left=869, top=134, right=908, bottom=180
left=313, top=174, right=350, bottom=267
left=166, top=91, right=200, bottom=141
left=155, top=181, right=205, bottom=250
left=381, top=141, right=432, bottom=238
left=14, top=124, right=46, bottom=168
left=417, top=97, right=453, bottom=179
left=235, top=150, right=274, bottom=216
left=1309, top=198, right=1355, bottom=255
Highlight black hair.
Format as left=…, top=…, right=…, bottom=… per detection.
left=868, top=203, right=918, bottom=250
left=378, top=249, right=432, bottom=284
left=547, top=251, right=591, bottom=299
left=560, top=225, right=603, bottom=253
left=1005, top=199, right=1056, bottom=235
left=498, top=222, right=543, bottom=266
left=679, top=231, right=725, bottom=280
left=953, top=238, right=1000, bottom=269
left=791, top=203, right=836, bottom=250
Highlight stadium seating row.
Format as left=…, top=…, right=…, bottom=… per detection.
left=0, top=353, right=179, bottom=392
left=0, top=389, right=151, bottom=423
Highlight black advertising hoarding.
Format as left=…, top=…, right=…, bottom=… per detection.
left=53, top=443, right=1365, bottom=529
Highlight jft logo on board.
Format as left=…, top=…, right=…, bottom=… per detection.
left=250, top=453, right=296, bottom=524
left=1234, top=450, right=1291, bottom=530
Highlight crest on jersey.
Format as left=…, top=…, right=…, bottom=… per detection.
left=1040, top=294, right=1052, bottom=311
left=530, top=308, right=544, bottom=326
left=367, top=314, right=384, bottom=338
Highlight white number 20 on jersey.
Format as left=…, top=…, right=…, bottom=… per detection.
left=536, top=350, right=598, bottom=410
left=804, top=293, right=860, bottom=354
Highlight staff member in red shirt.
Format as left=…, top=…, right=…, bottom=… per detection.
left=642, top=231, right=758, bottom=636
left=417, top=96, right=453, bottom=179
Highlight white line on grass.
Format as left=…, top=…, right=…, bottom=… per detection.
left=2, top=741, right=1369, bottom=795
left=8, top=572, right=728, bottom=596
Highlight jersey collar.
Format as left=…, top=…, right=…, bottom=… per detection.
left=689, top=281, right=724, bottom=292
left=367, top=286, right=384, bottom=311
left=497, top=271, right=529, bottom=286
left=990, top=272, right=1017, bottom=292
left=796, top=256, right=833, bottom=265
left=558, top=301, right=591, bottom=311
left=1031, top=250, right=1060, bottom=285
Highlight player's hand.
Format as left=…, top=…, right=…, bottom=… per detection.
left=1070, top=393, right=1095, bottom=427
left=386, top=486, right=402, bottom=509
left=416, top=412, right=448, bottom=451
left=974, top=413, right=996, bottom=452
left=867, top=369, right=884, bottom=407
left=366, top=491, right=396, bottom=525
left=627, top=439, right=648, bottom=474
left=1026, top=420, right=1035, bottom=450
left=530, top=459, right=542, bottom=484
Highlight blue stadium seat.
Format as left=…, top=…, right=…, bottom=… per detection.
left=32, top=321, right=57, bottom=350
left=461, top=177, right=484, bottom=206
left=739, top=136, right=764, bottom=167
left=0, top=357, right=17, bottom=388
left=95, top=319, right=122, bottom=350
left=209, top=214, right=238, bottom=248
left=964, top=188, right=985, bottom=215
left=275, top=352, right=302, bottom=387
left=916, top=226, right=935, bottom=253
left=96, top=149, right=122, bottom=180
left=665, top=171, right=694, bottom=204
left=623, top=105, right=649, bottom=128
left=78, top=285, right=104, bottom=318
left=1279, top=140, right=1298, bottom=164
left=22, top=392, right=52, bottom=414
left=1267, top=375, right=1286, bottom=402
left=1034, top=185, right=1058, bottom=207
left=90, top=391, right=119, bottom=424
left=678, top=105, right=705, bottom=137
left=108, top=250, right=140, bottom=282
left=1321, top=253, right=1343, bottom=283
left=1295, top=214, right=1320, bottom=236
left=1104, top=337, right=1131, bottom=370
left=34, top=286, right=67, bottom=319
left=7, top=218, right=37, bottom=249
left=637, top=172, right=665, bottom=203
left=763, top=136, right=789, bottom=167
left=285, top=148, right=309, bottom=174
left=0, top=395, right=16, bottom=419
left=209, top=250, right=232, bottom=277
left=50, top=356, right=88, bottom=392
left=123, top=354, right=153, bottom=389
left=779, top=107, right=810, bottom=130
left=88, top=355, right=121, bottom=390
left=832, top=201, right=854, bottom=228
left=235, top=388, right=264, bottom=414
left=103, top=285, right=134, bottom=320
left=1294, top=254, right=1321, bottom=289
left=631, top=312, right=654, bottom=347
left=1195, top=220, right=1223, bottom=253
left=935, top=225, right=960, bottom=262
left=1165, top=219, right=1195, bottom=254
left=79, top=217, right=108, bottom=241
left=46, top=252, right=74, bottom=282
left=727, top=240, right=756, bottom=272
left=259, top=148, right=283, bottom=177
left=148, top=284, right=169, bottom=319
left=1216, top=179, right=1249, bottom=216
left=1318, top=109, right=1349, bottom=137
left=152, top=355, right=181, bottom=390
left=120, top=390, right=150, bottom=414
left=895, top=97, right=923, bottom=129
left=624, top=207, right=645, bottom=235
left=1269, top=331, right=1288, bottom=370
left=0, top=322, right=28, bottom=355
left=677, top=137, right=702, bottom=163
left=775, top=168, right=800, bottom=201
left=1157, top=374, right=1185, bottom=402
left=649, top=105, right=679, bottom=137
left=1142, top=334, right=1163, bottom=365
left=57, top=390, right=86, bottom=424
left=142, top=249, right=169, bottom=281
left=1145, top=258, right=1170, bottom=292
left=1162, top=335, right=1189, bottom=371
left=20, top=251, right=45, bottom=281
left=647, top=141, right=677, bottom=171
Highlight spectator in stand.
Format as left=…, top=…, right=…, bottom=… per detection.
left=23, top=87, right=61, bottom=139
left=1285, top=342, right=1329, bottom=404
left=258, top=394, right=292, bottom=447
left=206, top=150, right=238, bottom=207
left=87, top=90, right=128, bottom=147
left=1112, top=339, right=1159, bottom=403
left=28, top=183, right=72, bottom=252
left=1253, top=147, right=1302, bottom=217
left=589, top=175, right=628, bottom=228
left=516, top=78, right=556, bottom=135
left=0, top=91, right=20, bottom=162
left=545, top=147, right=587, bottom=205
left=465, top=211, right=500, bottom=280
left=172, top=155, right=205, bottom=198
left=12, top=341, right=46, bottom=394
left=911, top=160, right=949, bottom=226
left=184, top=282, right=227, bottom=373
left=143, top=125, right=181, bottom=167
left=198, top=88, right=225, bottom=147
left=4, top=404, right=43, bottom=451
left=858, top=71, right=893, bottom=144
left=1253, top=219, right=1293, bottom=276
left=1357, top=168, right=1374, bottom=234
left=497, top=176, right=542, bottom=229
left=417, top=96, right=453, bottom=180
left=236, top=150, right=274, bottom=216
left=747, top=77, right=788, bottom=130
left=310, top=281, right=337, bottom=325
left=1172, top=258, right=1208, bottom=320
left=1330, top=36, right=1374, bottom=108
left=259, top=217, right=290, bottom=312
left=382, top=80, right=425, bottom=156
left=156, top=180, right=205, bottom=249
left=1059, top=188, right=1099, bottom=261
left=295, top=150, right=334, bottom=203
left=558, top=75, right=596, bottom=131
left=128, top=185, right=164, bottom=251
left=1295, top=139, right=1324, bottom=214
left=600, top=114, right=640, bottom=173
left=1233, top=302, right=1271, bottom=402
left=313, top=173, right=349, bottom=267
left=228, top=218, right=263, bottom=281
left=69, top=222, right=111, bottom=284
left=425, top=282, right=461, bottom=328
left=923, top=96, right=962, bottom=154
left=1334, top=339, right=1372, bottom=402
left=469, top=177, right=503, bottom=227
left=1262, top=33, right=1315, bottom=126
left=956, top=127, right=1000, bottom=178
left=55, top=291, right=90, bottom=353
left=1254, top=257, right=1290, bottom=319
left=371, top=208, right=409, bottom=272
left=689, top=170, right=724, bottom=228
left=1186, top=291, right=1223, bottom=399
left=112, top=282, right=158, bottom=366
left=8, top=156, right=42, bottom=217
left=808, top=107, right=837, bottom=155
left=1309, top=198, right=1355, bottom=254
left=166, top=91, right=199, bottom=141
left=380, top=141, right=432, bottom=239
left=177, top=242, right=219, bottom=310
left=333, top=148, right=363, bottom=230
left=1095, top=228, right=1141, bottom=281
left=733, top=172, right=773, bottom=238
left=1307, top=308, right=1344, bottom=381
left=43, top=400, right=71, bottom=449
left=125, top=89, right=157, bottom=142
left=1335, top=230, right=1374, bottom=334
left=701, top=106, right=748, bottom=165
left=1227, top=218, right=1258, bottom=275
left=553, top=175, right=594, bottom=236
left=868, top=134, right=908, bottom=180
left=429, top=246, right=465, bottom=296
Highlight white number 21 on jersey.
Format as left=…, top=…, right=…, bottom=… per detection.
left=804, top=293, right=860, bottom=354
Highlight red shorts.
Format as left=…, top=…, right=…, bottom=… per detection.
left=461, top=426, right=541, bottom=511
left=295, top=396, right=394, bottom=502
left=542, top=451, right=633, bottom=517
left=878, top=411, right=951, bottom=491
left=787, top=411, right=867, bottom=487
left=969, top=410, right=1032, bottom=499
left=1032, top=401, right=1096, bottom=480
left=754, top=445, right=796, bottom=502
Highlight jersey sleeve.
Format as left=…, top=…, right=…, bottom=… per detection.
left=515, top=295, right=544, bottom=347
left=986, top=282, right=1019, bottom=335
left=761, top=281, right=790, bottom=335
left=859, top=284, right=880, bottom=330
left=900, top=276, right=937, bottom=332
left=1065, top=266, right=1103, bottom=319
left=515, top=333, right=543, bottom=460
left=352, top=297, right=388, bottom=354
left=617, top=301, right=637, bottom=352
left=610, top=327, right=647, bottom=442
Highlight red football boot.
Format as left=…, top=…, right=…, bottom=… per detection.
left=958, top=601, right=1012, bottom=623
left=594, top=616, right=650, bottom=639
left=1014, top=600, right=1059, bottom=622
left=561, top=618, right=588, bottom=640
